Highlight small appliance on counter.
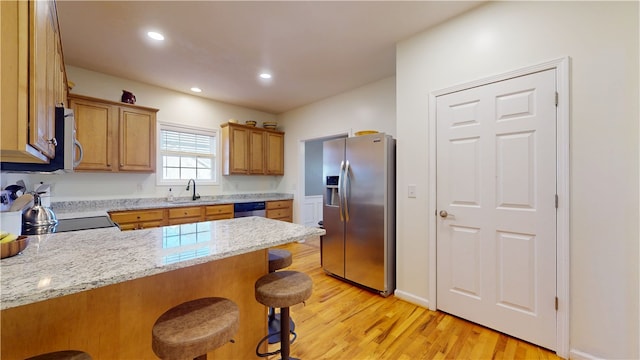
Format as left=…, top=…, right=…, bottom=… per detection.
left=22, top=193, right=58, bottom=234
left=0, top=183, right=26, bottom=211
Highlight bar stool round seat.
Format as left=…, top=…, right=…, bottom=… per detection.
left=268, top=249, right=293, bottom=273
left=255, top=270, right=312, bottom=360
left=152, top=297, right=239, bottom=360
left=25, top=351, right=92, bottom=360
left=255, top=270, right=312, bottom=309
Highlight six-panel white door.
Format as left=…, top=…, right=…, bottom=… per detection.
left=436, top=69, right=557, bottom=350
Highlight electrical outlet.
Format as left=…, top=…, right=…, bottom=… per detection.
left=408, top=184, right=417, bottom=198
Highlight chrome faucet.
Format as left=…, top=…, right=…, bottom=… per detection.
left=185, top=179, right=200, bottom=201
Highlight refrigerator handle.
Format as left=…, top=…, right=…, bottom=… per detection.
left=344, top=160, right=350, bottom=222
left=338, top=160, right=345, bottom=222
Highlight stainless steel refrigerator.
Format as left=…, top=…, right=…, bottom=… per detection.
left=321, top=133, right=395, bottom=296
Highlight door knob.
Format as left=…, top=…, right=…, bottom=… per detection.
left=439, top=210, right=451, bottom=218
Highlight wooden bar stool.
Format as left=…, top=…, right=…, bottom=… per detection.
left=152, top=297, right=239, bottom=360
left=267, top=249, right=294, bottom=343
left=255, top=270, right=312, bottom=360
left=25, top=351, right=91, bottom=360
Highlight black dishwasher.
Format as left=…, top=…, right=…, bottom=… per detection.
left=234, top=202, right=266, bottom=218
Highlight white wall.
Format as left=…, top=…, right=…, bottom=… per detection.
left=396, top=1, right=638, bottom=359
left=277, top=76, right=396, bottom=222
left=2, top=66, right=281, bottom=200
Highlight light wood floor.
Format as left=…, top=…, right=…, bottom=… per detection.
left=267, top=238, right=561, bottom=360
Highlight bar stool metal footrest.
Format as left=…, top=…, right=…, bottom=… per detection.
left=255, top=327, right=298, bottom=358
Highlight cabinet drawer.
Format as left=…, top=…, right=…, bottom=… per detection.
left=110, top=209, right=165, bottom=224
left=266, top=208, right=291, bottom=220
left=205, top=204, right=234, bottom=217
left=205, top=213, right=234, bottom=221
left=168, top=206, right=202, bottom=219
left=266, top=200, right=291, bottom=210
left=138, top=220, right=166, bottom=229
left=114, top=219, right=165, bottom=231
left=168, top=217, right=203, bottom=226
left=117, top=223, right=138, bottom=231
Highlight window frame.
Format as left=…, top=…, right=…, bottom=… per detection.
left=156, top=122, right=220, bottom=186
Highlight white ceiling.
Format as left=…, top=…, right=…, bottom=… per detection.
left=56, top=1, right=483, bottom=114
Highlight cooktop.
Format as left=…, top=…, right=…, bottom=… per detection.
left=23, top=216, right=117, bottom=235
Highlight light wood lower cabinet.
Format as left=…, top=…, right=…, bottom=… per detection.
left=109, top=209, right=166, bottom=231
left=266, top=200, right=293, bottom=222
left=205, top=204, right=234, bottom=221
left=168, top=206, right=202, bottom=225
left=110, top=203, right=236, bottom=230
left=110, top=201, right=290, bottom=230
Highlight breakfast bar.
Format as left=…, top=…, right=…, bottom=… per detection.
left=1, top=216, right=325, bottom=359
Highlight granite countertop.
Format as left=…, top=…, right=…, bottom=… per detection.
left=51, top=193, right=293, bottom=219
left=0, top=216, right=324, bottom=310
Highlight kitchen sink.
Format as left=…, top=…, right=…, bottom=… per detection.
left=167, top=200, right=201, bottom=205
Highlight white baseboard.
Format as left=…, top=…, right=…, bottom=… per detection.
left=569, top=349, right=603, bottom=360
left=394, top=289, right=431, bottom=309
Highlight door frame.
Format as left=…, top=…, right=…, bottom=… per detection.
left=427, top=57, right=570, bottom=357
left=295, top=131, right=351, bottom=224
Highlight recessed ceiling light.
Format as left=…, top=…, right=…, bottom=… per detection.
left=147, top=31, right=165, bottom=41
left=190, top=87, right=202, bottom=93
left=259, top=73, right=272, bottom=79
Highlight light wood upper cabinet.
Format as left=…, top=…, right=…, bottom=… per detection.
left=1, top=0, right=67, bottom=163
left=30, top=0, right=57, bottom=158
left=69, top=94, right=158, bottom=173
left=265, top=132, right=284, bottom=175
left=223, top=124, right=249, bottom=174
left=70, top=97, right=116, bottom=171
left=119, top=107, right=156, bottom=172
left=221, top=123, right=284, bottom=175
left=249, top=129, right=265, bottom=174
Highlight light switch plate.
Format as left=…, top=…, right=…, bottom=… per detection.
left=408, top=184, right=417, bottom=198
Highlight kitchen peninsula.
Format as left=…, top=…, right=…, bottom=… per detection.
left=1, top=216, right=324, bottom=359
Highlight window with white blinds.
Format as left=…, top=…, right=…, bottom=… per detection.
left=158, top=124, right=217, bottom=184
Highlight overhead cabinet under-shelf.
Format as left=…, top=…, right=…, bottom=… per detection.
left=68, top=94, right=158, bottom=173
left=220, top=123, right=284, bottom=176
